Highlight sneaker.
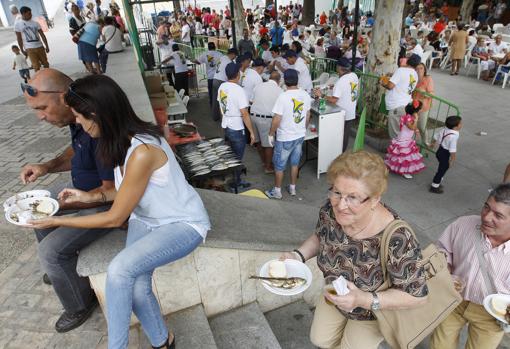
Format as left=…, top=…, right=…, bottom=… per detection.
left=286, top=185, right=297, bottom=196
left=265, top=188, right=282, bottom=199
left=403, top=174, right=413, bottom=179
left=429, top=186, right=444, bottom=194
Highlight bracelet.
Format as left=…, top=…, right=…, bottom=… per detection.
left=100, top=191, right=106, bottom=203
left=293, top=249, right=306, bottom=263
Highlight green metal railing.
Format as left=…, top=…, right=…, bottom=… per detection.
left=310, top=57, right=338, bottom=80
left=355, top=71, right=461, bottom=152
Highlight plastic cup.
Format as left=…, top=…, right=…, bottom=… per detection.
left=324, top=284, right=337, bottom=306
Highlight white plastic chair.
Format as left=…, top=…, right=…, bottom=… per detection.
left=323, top=76, right=338, bottom=88
left=178, top=89, right=185, bottom=99
left=312, top=72, right=329, bottom=87
left=493, top=23, right=504, bottom=32
left=428, top=51, right=443, bottom=70
left=492, top=62, right=510, bottom=87
left=182, top=95, right=190, bottom=106
left=440, top=50, right=451, bottom=70
left=421, top=50, right=432, bottom=68
left=465, top=55, right=482, bottom=79
left=464, top=43, right=476, bottom=68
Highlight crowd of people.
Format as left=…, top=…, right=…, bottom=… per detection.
left=8, top=1, right=510, bottom=349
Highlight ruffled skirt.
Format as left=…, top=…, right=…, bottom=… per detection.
left=384, top=139, right=425, bottom=175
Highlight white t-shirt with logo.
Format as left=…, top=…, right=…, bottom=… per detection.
left=288, top=57, right=313, bottom=93
left=272, top=88, right=312, bottom=141
left=240, top=68, right=263, bottom=102
left=332, top=72, right=359, bottom=121
left=385, top=67, right=418, bottom=110
left=218, top=81, right=249, bottom=130
left=14, top=19, right=43, bottom=49
left=214, top=55, right=232, bottom=81
left=197, top=50, right=223, bottom=79
left=170, top=51, right=188, bottom=73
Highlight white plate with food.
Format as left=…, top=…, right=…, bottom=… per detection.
left=5, top=197, right=59, bottom=227
left=257, top=259, right=312, bottom=296
left=483, top=294, right=510, bottom=324
left=3, top=190, right=51, bottom=212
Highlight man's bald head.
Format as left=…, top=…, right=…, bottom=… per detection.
left=269, top=71, right=281, bottom=83
left=24, top=69, right=75, bottom=128
left=29, top=68, right=73, bottom=92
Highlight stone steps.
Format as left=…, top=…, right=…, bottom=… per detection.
left=209, top=302, right=282, bottom=349
left=265, top=300, right=316, bottom=349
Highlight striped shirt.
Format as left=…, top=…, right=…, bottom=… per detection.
left=436, top=215, right=510, bottom=305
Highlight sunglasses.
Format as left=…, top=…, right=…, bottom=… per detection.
left=20, top=83, right=62, bottom=97
left=67, top=84, right=89, bottom=105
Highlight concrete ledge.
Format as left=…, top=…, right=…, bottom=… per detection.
left=77, top=189, right=319, bottom=277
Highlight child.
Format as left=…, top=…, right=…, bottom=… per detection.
left=12, top=45, right=30, bottom=83
left=384, top=100, right=426, bottom=179
left=429, top=115, right=462, bottom=194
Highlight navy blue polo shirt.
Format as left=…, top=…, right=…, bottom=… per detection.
left=70, top=123, right=114, bottom=191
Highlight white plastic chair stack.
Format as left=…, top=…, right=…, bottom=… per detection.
left=178, top=89, right=185, bottom=99
left=182, top=95, right=190, bottom=106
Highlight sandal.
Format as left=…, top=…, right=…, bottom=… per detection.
left=152, top=334, right=175, bottom=349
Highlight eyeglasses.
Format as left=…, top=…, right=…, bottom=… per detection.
left=327, top=188, right=370, bottom=208
left=20, top=83, right=62, bottom=97
left=67, top=84, right=89, bottom=105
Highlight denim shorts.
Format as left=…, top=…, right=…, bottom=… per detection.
left=273, top=137, right=304, bottom=171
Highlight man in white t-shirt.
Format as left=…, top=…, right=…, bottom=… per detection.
left=259, top=40, right=272, bottom=64
left=489, top=35, right=509, bottom=62
left=382, top=54, right=420, bottom=139
left=217, top=62, right=256, bottom=190
left=193, top=42, right=223, bottom=106
left=181, top=19, right=191, bottom=44
left=238, top=55, right=263, bottom=102
left=277, top=50, right=313, bottom=93
left=266, top=69, right=311, bottom=199
left=15, top=6, right=50, bottom=72
left=315, top=58, right=359, bottom=152
left=406, top=38, right=424, bottom=60
left=268, top=46, right=288, bottom=76
left=251, top=71, right=283, bottom=173
left=162, top=44, right=189, bottom=96
left=212, top=48, right=238, bottom=121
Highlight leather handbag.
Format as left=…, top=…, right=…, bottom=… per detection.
left=373, top=220, right=462, bottom=349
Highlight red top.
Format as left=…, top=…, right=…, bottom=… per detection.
left=433, top=21, right=446, bottom=34
left=320, top=14, right=327, bottom=25
left=259, top=27, right=269, bottom=36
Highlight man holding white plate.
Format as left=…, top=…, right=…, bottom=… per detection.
left=431, top=183, right=510, bottom=349
left=19, top=68, right=115, bottom=333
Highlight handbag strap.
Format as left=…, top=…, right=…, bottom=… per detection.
left=378, top=219, right=417, bottom=288
left=104, top=27, right=117, bottom=46
left=474, top=233, right=497, bottom=294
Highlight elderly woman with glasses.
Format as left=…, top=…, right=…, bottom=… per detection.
left=281, top=150, right=428, bottom=349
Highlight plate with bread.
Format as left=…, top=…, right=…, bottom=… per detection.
left=483, top=294, right=510, bottom=324
left=255, top=259, right=312, bottom=296
left=5, top=196, right=59, bottom=227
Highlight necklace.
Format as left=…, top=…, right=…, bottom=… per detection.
left=344, top=211, right=376, bottom=239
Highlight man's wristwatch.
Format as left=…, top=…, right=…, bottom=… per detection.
left=370, top=292, right=380, bottom=311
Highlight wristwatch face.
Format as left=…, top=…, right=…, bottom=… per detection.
left=371, top=293, right=380, bottom=311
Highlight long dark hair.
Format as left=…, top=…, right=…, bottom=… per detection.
left=64, top=75, right=163, bottom=168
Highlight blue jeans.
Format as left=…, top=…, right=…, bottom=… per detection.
left=224, top=127, right=246, bottom=183
left=106, top=220, right=203, bottom=349
left=273, top=137, right=304, bottom=172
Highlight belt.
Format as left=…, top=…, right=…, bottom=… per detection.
left=253, top=113, right=272, bottom=119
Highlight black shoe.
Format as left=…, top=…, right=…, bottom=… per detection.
left=42, top=273, right=52, bottom=285
left=429, top=186, right=444, bottom=194
left=55, top=296, right=98, bottom=333
left=153, top=334, right=175, bottom=349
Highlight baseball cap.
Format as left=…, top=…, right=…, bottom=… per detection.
left=225, top=62, right=241, bottom=80
left=282, top=50, right=298, bottom=59
left=336, top=57, right=351, bottom=69
left=252, top=58, right=266, bottom=67
left=227, top=47, right=238, bottom=56
left=407, top=54, right=421, bottom=67
left=283, top=69, right=299, bottom=86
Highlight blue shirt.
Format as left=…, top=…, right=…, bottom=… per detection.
left=70, top=124, right=114, bottom=191
left=405, top=16, right=413, bottom=27
left=79, top=22, right=100, bottom=46
left=270, top=27, right=284, bottom=46
left=366, top=17, right=375, bottom=27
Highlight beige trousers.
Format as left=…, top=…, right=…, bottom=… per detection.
left=430, top=300, right=504, bottom=349
left=310, top=295, right=384, bottom=349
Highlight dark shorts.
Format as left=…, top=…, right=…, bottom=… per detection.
left=77, top=41, right=99, bottom=63
left=19, top=69, right=30, bottom=79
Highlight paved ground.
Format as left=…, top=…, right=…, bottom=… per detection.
left=0, top=8, right=509, bottom=347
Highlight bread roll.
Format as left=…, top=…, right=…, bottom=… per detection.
left=36, top=200, right=53, bottom=214
left=268, top=260, right=287, bottom=278
left=491, top=297, right=508, bottom=316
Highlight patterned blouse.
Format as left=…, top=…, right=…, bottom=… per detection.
left=315, top=202, right=429, bottom=321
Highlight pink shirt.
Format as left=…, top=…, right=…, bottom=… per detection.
left=437, top=215, right=510, bottom=305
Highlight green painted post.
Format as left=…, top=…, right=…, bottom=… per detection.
left=353, top=106, right=366, bottom=152
left=122, top=0, right=145, bottom=73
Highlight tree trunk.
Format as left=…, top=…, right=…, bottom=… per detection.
left=232, top=0, right=246, bottom=45
left=365, top=0, right=406, bottom=127
left=460, top=0, right=476, bottom=22
left=266, top=0, right=272, bottom=7
left=302, top=0, right=315, bottom=25
left=173, top=0, right=181, bottom=20
left=401, top=1, right=411, bottom=37
left=337, top=0, right=344, bottom=10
